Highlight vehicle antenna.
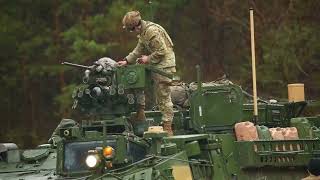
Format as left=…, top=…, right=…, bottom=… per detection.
left=250, top=8, right=258, bottom=123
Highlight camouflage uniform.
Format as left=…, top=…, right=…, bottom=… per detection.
left=125, top=20, right=176, bottom=123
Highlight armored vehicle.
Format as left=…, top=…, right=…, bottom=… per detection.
left=1, top=57, right=319, bottom=180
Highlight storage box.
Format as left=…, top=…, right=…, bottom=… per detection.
left=288, top=84, right=305, bottom=102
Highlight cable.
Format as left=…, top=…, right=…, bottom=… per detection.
left=154, top=155, right=213, bottom=167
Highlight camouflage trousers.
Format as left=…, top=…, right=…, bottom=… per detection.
left=136, top=67, right=176, bottom=122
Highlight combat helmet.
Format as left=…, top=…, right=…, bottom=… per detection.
left=122, top=11, right=141, bottom=31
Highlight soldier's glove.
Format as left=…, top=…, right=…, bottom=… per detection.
left=137, top=55, right=149, bottom=64
left=117, top=59, right=128, bottom=66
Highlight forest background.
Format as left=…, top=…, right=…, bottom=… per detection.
left=0, top=0, right=319, bottom=148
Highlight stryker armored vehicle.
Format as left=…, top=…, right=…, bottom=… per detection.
left=1, top=57, right=320, bottom=180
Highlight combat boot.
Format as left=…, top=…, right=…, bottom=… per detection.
left=135, top=105, right=146, bottom=122
left=163, top=121, right=173, bottom=136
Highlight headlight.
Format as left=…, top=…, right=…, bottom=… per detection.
left=85, top=151, right=100, bottom=168
left=103, top=146, right=114, bottom=159
left=85, top=146, right=114, bottom=169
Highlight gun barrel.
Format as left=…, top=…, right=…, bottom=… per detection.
left=62, top=62, right=92, bottom=69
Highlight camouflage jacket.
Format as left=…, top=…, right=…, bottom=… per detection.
left=125, top=20, right=176, bottom=69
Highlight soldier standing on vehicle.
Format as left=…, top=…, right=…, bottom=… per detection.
left=117, top=11, right=176, bottom=136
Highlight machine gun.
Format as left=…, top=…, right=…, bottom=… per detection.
left=61, top=62, right=94, bottom=70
